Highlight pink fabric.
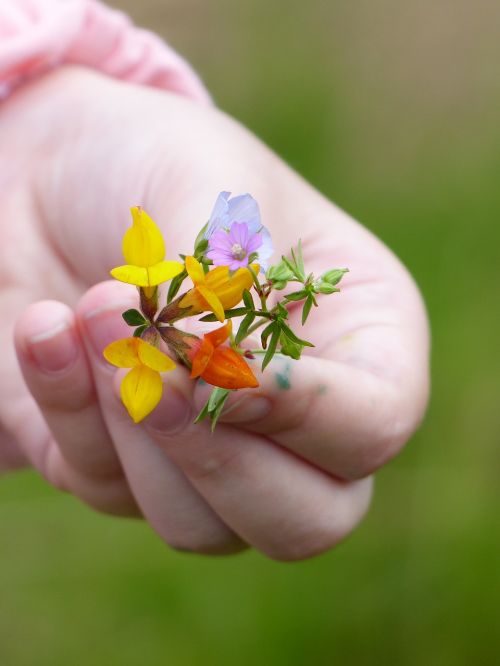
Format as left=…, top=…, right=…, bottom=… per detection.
left=0, top=0, right=211, bottom=103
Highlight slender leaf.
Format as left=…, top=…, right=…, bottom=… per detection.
left=194, top=222, right=209, bottom=252
left=301, top=294, right=314, bottom=325
left=167, top=270, right=187, bottom=303
left=194, top=399, right=210, bottom=424
left=280, top=333, right=302, bottom=360
left=280, top=322, right=314, bottom=347
left=199, top=307, right=248, bottom=323
left=235, top=312, right=256, bottom=345
left=209, top=390, right=231, bottom=432
left=262, top=326, right=280, bottom=370
left=295, top=239, right=306, bottom=281
left=284, top=290, right=308, bottom=302
left=261, top=321, right=277, bottom=350
left=243, top=289, right=254, bottom=309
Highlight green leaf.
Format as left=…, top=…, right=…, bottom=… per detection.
left=194, top=222, right=209, bottom=252
left=277, top=302, right=289, bottom=319
left=133, top=324, right=148, bottom=338
left=295, top=239, right=306, bottom=281
left=315, top=282, right=340, bottom=295
left=167, top=269, right=187, bottom=303
left=247, top=252, right=259, bottom=263
left=279, top=333, right=302, bottom=360
left=194, top=399, right=210, bottom=424
left=280, top=322, right=314, bottom=347
left=208, top=387, right=230, bottom=411
left=262, top=326, right=280, bottom=370
left=272, top=280, right=287, bottom=290
left=208, top=389, right=231, bottom=432
left=284, top=289, right=308, bottom=302
left=122, top=309, right=146, bottom=326
left=194, top=239, right=209, bottom=257
left=261, top=321, right=277, bottom=350
left=301, top=294, right=315, bottom=325
left=321, top=268, right=349, bottom=286
left=281, top=255, right=297, bottom=276
left=194, top=387, right=231, bottom=430
left=199, top=307, right=248, bottom=322
left=266, top=261, right=294, bottom=282
left=242, top=289, right=254, bottom=309
left=235, top=312, right=256, bottom=345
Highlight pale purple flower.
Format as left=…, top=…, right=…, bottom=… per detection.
left=207, top=222, right=263, bottom=270
left=205, top=192, right=274, bottom=270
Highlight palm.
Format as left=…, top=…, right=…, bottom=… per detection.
left=0, top=68, right=428, bottom=558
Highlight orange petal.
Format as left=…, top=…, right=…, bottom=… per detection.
left=190, top=338, right=214, bottom=378
left=200, top=347, right=259, bottom=389
left=205, top=321, right=232, bottom=348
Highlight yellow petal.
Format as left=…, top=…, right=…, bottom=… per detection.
left=120, top=366, right=163, bottom=423
left=204, top=265, right=230, bottom=291
left=110, top=264, right=150, bottom=287
left=137, top=339, right=176, bottom=372
left=122, top=207, right=165, bottom=267
left=215, top=268, right=254, bottom=309
left=197, top=285, right=225, bottom=322
left=103, top=338, right=141, bottom=368
left=147, top=260, right=184, bottom=286
left=178, top=288, right=205, bottom=313
left=185, top=256, right=205, bottom=285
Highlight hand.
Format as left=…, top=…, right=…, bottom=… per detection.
left=1, top=67, right=429, bottom=559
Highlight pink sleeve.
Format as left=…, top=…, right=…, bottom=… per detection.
left=0, top=0, right=212, bottom=104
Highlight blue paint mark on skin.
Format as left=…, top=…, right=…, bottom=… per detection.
left=275, top=363, right=291, bottom=390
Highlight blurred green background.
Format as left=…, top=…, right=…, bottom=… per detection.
left=1, top=1, right=499, bottom=664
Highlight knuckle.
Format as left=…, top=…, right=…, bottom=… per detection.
left=180, top=448, right=245, bottom=484
left=340, top=412, right=420, bottom=481
left=264, top=524, right=350, bottom=562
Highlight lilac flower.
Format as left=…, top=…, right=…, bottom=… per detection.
left=207, top=222, right=263, bottom=270
left=205, top=192, right=274, bottom=270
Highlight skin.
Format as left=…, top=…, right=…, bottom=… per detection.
left=0, top=67, right=429, bottom=560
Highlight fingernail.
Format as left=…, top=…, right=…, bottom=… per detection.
left=28, top=322, right=78, bottom=373
left=144, top=388, right=192, bottom=435
left=221, top=394, right=272, bottom=423
left=84, top=303, right=131, bottom=361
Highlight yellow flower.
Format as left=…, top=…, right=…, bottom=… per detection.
left=110, top=207, right=184, bottom=287
left=179, top=256, right=255, bottom=322
left=103, top=337, right=176, bottom=423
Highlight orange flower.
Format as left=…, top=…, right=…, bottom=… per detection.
left=179, top=256, right=255, bottom=323
left=190, top=322, right=259, bottom=390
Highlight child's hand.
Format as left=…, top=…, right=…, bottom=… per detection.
left=2, top=67, right=429, bottom=559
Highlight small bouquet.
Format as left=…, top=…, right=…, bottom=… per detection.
left=104, top=192, right=347, bottom=429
